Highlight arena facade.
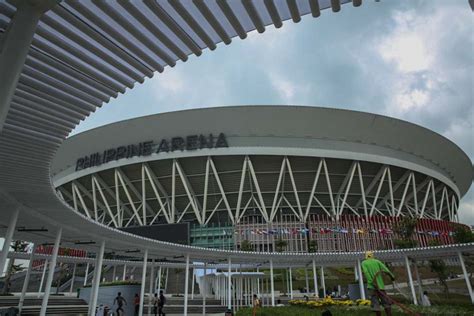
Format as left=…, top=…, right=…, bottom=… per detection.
left=52, top=106, right=472, bottom=253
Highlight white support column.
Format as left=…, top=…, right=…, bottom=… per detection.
left=18, top=244, right=35, bottom=313
left=157, top=266, right=162, bottom=293
left=404, top=256, right=418, bottom=305
left=305, top=268, right=309, bottom=295
left=289, top=267, right=293, bottom=299
left=356, top=260, right=366, bottom=300
left=0, top=207, right=19, bottom=276
left=112, top=265, right=116, bottom=282
left=70, top=263, right=77, bottom=294
left=270, top=259, right=275, bottom=306
left=191, top=268, right=195, bottom=299
left=139, top=249, right=148, bottom=316
left=184, top=255, right=190, bottom=316
left=40, top=227, right=62, bottom=316
left=38, top=259, right=48, bottom=298
left=0, top=1, right=52, bottom=130
left=458, top=251, right=474, bottom=304
left=312, top=260, right=318, bottom=297
left=320, top=266, right=326, bottom=297
left=202, top=263, right=207, bottom=316
left=148, top=259, right=155, bottom=315
left=227, top=258, right=232, bottom=310
left=84, top=263, right=89, bottom=286
left=165, top=268, right=169, bottom=291
left=122, top=264, right=127, bottom=281
left=257, top=267, right=260, bottom=295
left=89, top=240, right=106, bottom=316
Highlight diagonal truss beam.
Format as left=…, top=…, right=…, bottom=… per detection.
left=142, top=163, right=172, bottom=223
left=174, top=159, right=203, bottom=225
left=208, top=157, right=235, bottom=224
left=115, top=168, right=143, bottom=226
left=91, top=176, right=119, bottom=227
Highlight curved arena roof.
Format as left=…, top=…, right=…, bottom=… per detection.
left=51, top=106, right=471, bottom=226
left=0, top=1, right=472, bottom=265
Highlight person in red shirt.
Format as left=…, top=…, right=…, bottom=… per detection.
left=134, top=293, right=140, bottom=315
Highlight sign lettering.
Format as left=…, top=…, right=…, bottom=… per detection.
left=75, top=133, right=228, bottom=171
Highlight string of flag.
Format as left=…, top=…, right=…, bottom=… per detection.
left=227, top=228, right=455, bottom=236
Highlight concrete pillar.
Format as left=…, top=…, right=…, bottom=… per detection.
left=256, top=267, right=260, bottom=295
left=138, top=249, right=148, bottom=316
left=69, top=263, right=77, bottom=294
left=312, top=260, right=318, bottom=297
left=0, top=1, right=55, bottom=131
left=304, top=268, right=309, bottom=295
left=458, top=251, right=474, bottom=304
left=148, top=259, right=155, bottom=315
left=122, top=264, right=127, bottom=281
left=227, top=258, right=232, bottom=310
left=412, top=260, right=423, bottom=303
left=18, top=244, right=35, bottom=313
left=270, top=259, right=275, bottom=306
left=0, top=207, right=19, bottom=277
left=40, top=227, right=62, bottom=316
left=404, top=256, right=418, bottom=305
left=89, top=240, right=105, bottom=315
left=164, top=268, right=169, bottom=291
left=112, top=265, right=116, bottom=282
left=321, top=266, right=326, bottom=297
left=38, top=259, right=48, bottom=298
left=191, top=268, right=195, bottom=299
left=184, top=254, right=190, bottom=316
left=202, top=263, right=207, bottom=316
left=157, top=266, right=162, bottom=293
left=83, top=263, right=89, bottom=287
left=356, top=260, right=366, bottom=300
left=289, top=267, right=293, bottom=299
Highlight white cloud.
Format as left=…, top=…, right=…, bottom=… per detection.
left=395, top=88, right=430, bottom=111
left=377, top=10, right=434, bottom=73
left=269, top=73, right=296, bottom=101
left=151, top=69, right=185, bottom=97
left=458, top=197, right=474, bottom=227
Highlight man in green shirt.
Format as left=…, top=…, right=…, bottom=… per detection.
left=361, top=251, right=395, bottom=316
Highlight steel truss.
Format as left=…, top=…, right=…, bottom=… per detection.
left=58, top=155, right=460, bottom=228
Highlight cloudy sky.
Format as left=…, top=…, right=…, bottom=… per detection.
left=73, top=0, right=473, bottom=224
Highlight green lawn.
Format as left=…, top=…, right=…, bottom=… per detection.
left=235, top=305, right=474, bottom=316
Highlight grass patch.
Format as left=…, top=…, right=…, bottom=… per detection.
left=235, top=305, right=474, bottom=316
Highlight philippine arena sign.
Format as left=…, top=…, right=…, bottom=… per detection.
left=75, top=133, right=228, bottom=171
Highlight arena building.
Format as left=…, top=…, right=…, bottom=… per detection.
left=52, top=106, right=473, bottom=253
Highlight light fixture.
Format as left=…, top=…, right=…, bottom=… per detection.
left=17, top=227, right=48, bottom=232
left=74, top=241, right=96, bottom=245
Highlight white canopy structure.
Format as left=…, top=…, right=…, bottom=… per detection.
left=0, top=1, right=472, bottom=315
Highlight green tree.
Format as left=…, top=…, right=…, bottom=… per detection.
left=275, top=239, right=288, bottom=252
left=452, top=226, right=474, bottom=279
left=428, top=240, right=450, bottom=297
left=240, top=240, right=253, bottom=251
left=393, top=217, right=418, bottom=249
left=2, top=241, right=29, bottom=294
left=308, top=240, right=317, bottom=253
left=453, top=226, right=474, bottom=244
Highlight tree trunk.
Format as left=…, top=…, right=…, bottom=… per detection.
left=2, top=258, right=15, bottom=294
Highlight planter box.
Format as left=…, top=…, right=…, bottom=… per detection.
left=80, top=284, right=141, bottom=315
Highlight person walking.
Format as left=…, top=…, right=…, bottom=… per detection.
left=361, top=251, right=395, bottom=316
left=134, top=293, right=140, bottom=315
left=421, top=291, right=431, bottom=307
left=252, top=294, right=261, bottom=316
left=152, top=293, right=159, bottom=316
left=158, top=290, right=166, bottom=316
left=113, top=292, right=127, bottom=316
